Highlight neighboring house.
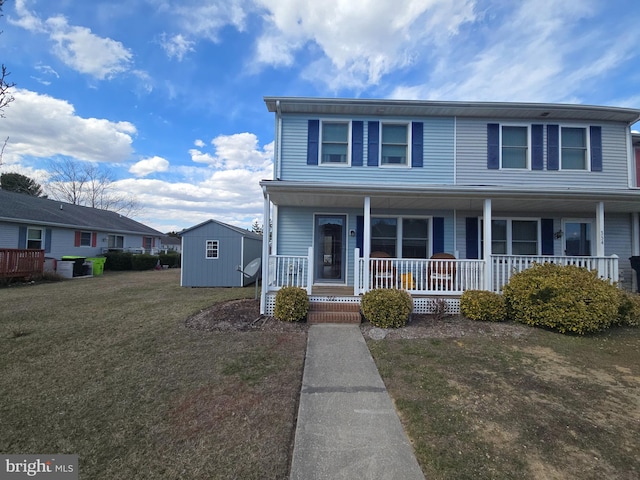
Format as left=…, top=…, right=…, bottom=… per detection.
left=0, top=189, right=164, bottom=259
left=259, top=97, right=640, bottom=316
left=180, top=219, right=262, bottom=287
left=160, top=235, right=182, bottom=254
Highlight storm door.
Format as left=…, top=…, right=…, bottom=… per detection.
left=564, top=221, right=592, bottom=256
left=314, top=215, right=346, bottom=283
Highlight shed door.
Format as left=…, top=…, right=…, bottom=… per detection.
left=314, top=215, right=346, bottom=283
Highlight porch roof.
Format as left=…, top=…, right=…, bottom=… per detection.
left=260, top=180, right=640, bottom=214
left=264, top=97, right=640, bottom=124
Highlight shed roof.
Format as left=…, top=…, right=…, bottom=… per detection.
left=0, top=189, right=163, bottom=236
left=264, top=97, right=640, bottom=124
left=180, top=219, right=262, bottom=240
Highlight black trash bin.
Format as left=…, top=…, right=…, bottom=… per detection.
left=629, top=256, right=640, bottom=292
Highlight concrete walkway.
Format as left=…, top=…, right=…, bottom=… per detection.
left=290, top=324, right=425, bottom=480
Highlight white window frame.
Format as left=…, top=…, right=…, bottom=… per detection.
left=79, top=231, right=92, bottom=247
left=379, top=121, right=411, bottom=168
left=560, top=125, right=591, bottom=171
left=206, top=240, right=219, bottom=259
left=480, top=218, right=541, bottom=256
left=371, top=215, right=431, bottom=258
left=26, top=227, right=43, bottom=249
left=500, top=124, right=530, bottom=169
left=319, top=120, right=351, bottom=167
left=108, top=234, right=124, bottom=249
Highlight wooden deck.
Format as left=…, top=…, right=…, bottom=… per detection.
left=0, top=249, right=45, bottom=279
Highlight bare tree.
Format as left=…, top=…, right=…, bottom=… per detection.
left=0, top=1, right=16, bottom=118
left=46, top=158, right=142, bottom=217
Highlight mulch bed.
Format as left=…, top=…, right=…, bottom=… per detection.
left=185, top=299, right=531, bottom=338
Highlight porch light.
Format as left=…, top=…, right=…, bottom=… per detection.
left=554, top=230, right=563, bottom=239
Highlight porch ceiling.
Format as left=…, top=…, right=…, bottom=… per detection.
left=261, top=181, right=640, bottom=214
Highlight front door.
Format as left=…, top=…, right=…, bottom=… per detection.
left=564, top=220, right=592, bottom=256
left=314, top=215, right=346, bottom=283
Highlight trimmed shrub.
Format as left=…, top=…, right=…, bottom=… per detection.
left=274, top=286, right=309, bottom=322
left=159, top=253, right=181, bottom=268
left=104, top=252, right=133, bottom=271
left=503, top=263, right=619, bottom=335
left=131, top=254, right=160, bottom=271
left=361, top=288, right=413, bottom=328
left=460, top=290, right=507, bottom=322
left=615, top=290, right=640, bottom=327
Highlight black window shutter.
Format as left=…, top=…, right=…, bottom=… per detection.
left=411, top=122, right=423, bottom=167
left=465, top=217, right=479, bottom=259
left=356, top=216, right=364, bottom=256
left=352, top=121, right=363, bottom=166
left=590, top=126, right=602, bottom=172
left=432, top=217, right=444, bottom=255
left=541, top=219, right=554, bottom=255
left=307, top=120, right=319, bottom=165
left=367, top=121, right=379, bottom=166
left=45, top=228, right=52, bottom=253
left=532, top=124, right=544, bottom=170
left=18, top=226, right=27, bottom=248
left=487, top=123, right=500, bottom=169
left=547, top=125, right=559, bottom=170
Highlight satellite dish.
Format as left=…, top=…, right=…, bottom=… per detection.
left=238, top=257, right=261, bottom=278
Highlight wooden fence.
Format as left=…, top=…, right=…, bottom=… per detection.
left=0, top=249, right=45, bottom=279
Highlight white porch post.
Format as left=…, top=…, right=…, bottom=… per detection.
left=483, top=198, right=492, bottom=291
left=363, top=196, right=371, bottom=292
left=260, top=191, right=271, bottom=314
left=596, top=201, right=605, bottom=257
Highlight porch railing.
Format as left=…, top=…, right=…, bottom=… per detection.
left=0, top=249, right=45, bottom=279
left=492, top=254, right=619, bottom=292
left=267, top=254, right=310, bottom=291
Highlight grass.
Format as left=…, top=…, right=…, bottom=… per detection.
left=368, top=325, right=640, bottom=480
left=0, top=269, right=306, bottom=479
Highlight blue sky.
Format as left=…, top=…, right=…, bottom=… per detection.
left=1, top=0, right=639, bottom=233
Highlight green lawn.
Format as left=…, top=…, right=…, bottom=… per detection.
left=1, top=270, right=306, bottom=479
left=369, top=325, right=640, bottom=480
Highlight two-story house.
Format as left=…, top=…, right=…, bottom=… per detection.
left=259, top=97, right=640, bottom=317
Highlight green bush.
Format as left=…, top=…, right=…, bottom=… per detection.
left=131, top=254, right=160, bottom=271
left=274, top=286, right=309, bottom=322
left=502, top=263, right=619, bottom=335
left=159, top=253, right=181, bottom=268
left=615, top=290, right=640, bottom=327
left=460, top=290, right=507, bottom=322
left=104, top=252, right=133, bottom=271
left=361, top=288, right=413, bottom=328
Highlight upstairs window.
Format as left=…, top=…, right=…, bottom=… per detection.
left=206, top=240, right=219, bottom=259
left=501, top=126, right=529, bottom=169
left=381, top=123, right=409, bottom=166
left=320, top=121, right=350, bottom=165
left=561, top=127, right=588, bottom=170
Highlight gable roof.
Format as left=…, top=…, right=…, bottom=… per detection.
left=264, top=97, right=640, bottom=124
left=180, top=219, right=262, bottom=240
left=0, top=189, right=163, bottom=236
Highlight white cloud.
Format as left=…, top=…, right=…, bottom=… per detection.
left=129, top=156, right=170, bottom=177
left=160, top=33, right=195, bottom=61
left=2, top=89, right=136, bottom=164
left=190, top=133, right=273, bottom=171
left=253, top=0, right=476, bottom=88
left=194, top=139, right=205, bottom=148
left=12, top=2, right=133, bottom=80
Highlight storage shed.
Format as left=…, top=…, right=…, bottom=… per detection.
left=180, top=219, right=262, bottom=287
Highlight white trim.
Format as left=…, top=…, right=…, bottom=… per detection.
left=499, top=123, right=531, bottom=170
left=319, top=119, right=352, bottom=167
left=205, top=239, right=219, bottom=259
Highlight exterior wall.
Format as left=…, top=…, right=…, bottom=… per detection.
left=181, top=222, right=251, bottom=287
left=0, top=223, right=19, bottom=248
left=605, top=213, right=634, bottom=288
left=456, top=118, right=629, bottom=188
left=278, top=115, right=455, bottom=184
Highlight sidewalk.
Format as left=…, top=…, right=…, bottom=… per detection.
left=289, top=324, right=425, bottom=480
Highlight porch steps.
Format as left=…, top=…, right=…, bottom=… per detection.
left=307, top=302, right=362, bottom=324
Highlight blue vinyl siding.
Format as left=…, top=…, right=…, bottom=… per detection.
left=456, top=118, right=630, bottom=188
left=279, top=115, right=454, bottom=184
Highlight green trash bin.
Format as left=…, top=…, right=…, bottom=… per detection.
left=87, top=257, right=106, bottom=276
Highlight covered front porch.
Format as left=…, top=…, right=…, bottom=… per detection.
left=259, top=181, right=640, bottom=315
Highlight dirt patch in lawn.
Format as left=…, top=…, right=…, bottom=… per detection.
left=185, top=299, right=308, bottom=333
